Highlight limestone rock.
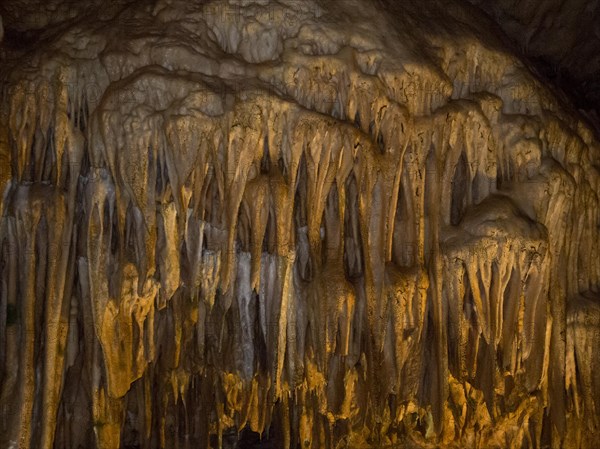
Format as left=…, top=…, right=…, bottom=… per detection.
left=0, top=1, right=599, bottom=448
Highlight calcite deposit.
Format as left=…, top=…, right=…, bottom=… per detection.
left=0, top=0, right=599, bottom=448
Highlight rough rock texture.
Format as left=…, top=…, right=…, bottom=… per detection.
left=0, top=0, right=599, bottom=448
left=468, top=0, right=600, bottom=132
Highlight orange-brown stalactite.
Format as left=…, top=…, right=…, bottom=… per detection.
left=0, top=1, right=600, bottom=448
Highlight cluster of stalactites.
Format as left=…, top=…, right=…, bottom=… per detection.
left=1, top=13, right=600, bottom=448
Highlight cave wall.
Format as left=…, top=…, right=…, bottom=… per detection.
left=468, top=0, right=600, bottom=131
left=0, top=1, right=599, bottom=448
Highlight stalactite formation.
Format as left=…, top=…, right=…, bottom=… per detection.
left=0, top=0, right=599, bottom=448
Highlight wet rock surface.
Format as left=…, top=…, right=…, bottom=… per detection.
left=0, top=1, right=599, bottom=448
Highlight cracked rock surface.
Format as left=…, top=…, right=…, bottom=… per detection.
left=0, top=0, right=599, bottom=448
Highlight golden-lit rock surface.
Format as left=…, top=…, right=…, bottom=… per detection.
left=0, top=1, right=599, bottom=448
